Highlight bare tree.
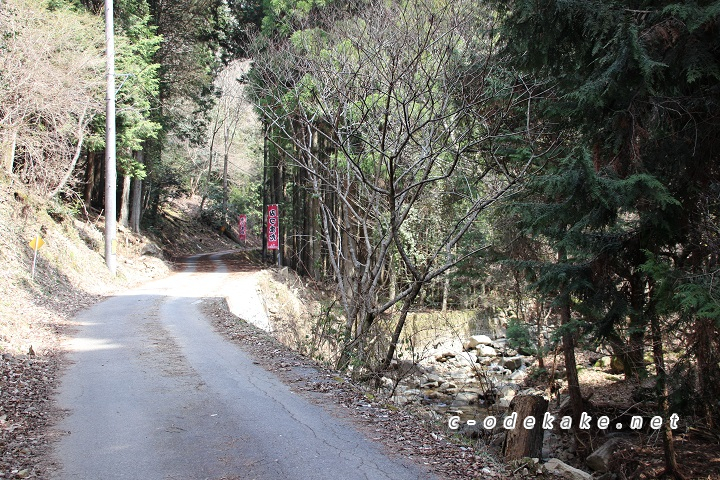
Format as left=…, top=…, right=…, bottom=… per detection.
left=201, top=60, right=253, bottom=224
left=0, top=0, right=104, bottom=195
left=250, top=0, right=551, bottom=371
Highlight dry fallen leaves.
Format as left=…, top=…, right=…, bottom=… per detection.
left=204, top=297, right=510, bottom=480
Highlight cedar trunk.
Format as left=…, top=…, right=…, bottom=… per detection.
left=503, top=395, right=549, bottom=460
left=649, top=310, right=683, bottom=479
left=129, top=151, right=144, bottom=233
left=119, top=174, right=131, bottom=228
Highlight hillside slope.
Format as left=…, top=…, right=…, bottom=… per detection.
left=0, top=175, right=177, bottom=478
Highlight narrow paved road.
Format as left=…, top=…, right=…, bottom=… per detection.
left=52, top=252, right=433, bottom=479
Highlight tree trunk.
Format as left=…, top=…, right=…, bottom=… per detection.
left=388, top=254, right=397, bottom=314
left=275, top=149, right=284, bottom=267
left=84, top=151, right=97, bottom=206
left=502, top=395, right=549, bottom=460
left=536, top=302, right=547, bottom=370
left=130, top=151, right=144, bottom=233
left=200, top=152, right=213, bottom=212
left=294, top=160, right=303, bottom=272
left=560, top=298, right=584, bottom=426
left=118, top=174, right=131, bottom=228
left=50, top=103, right=89, bottom=199
left=200, top=115, right=220, bottom=212
left=557, top=250, right=584, bottom=428
left=49, top=143, right=83, bottom=199
left=442, top=277, right=449, bottom=312
left=625, top=273, right=648, bottom=380
left=381, top=282, right=423, bottom=372
left=262, top=125, right=268, bottom=263
left=695, top=317, right=720, bottom=429
left=650, top=310, right=683, bottom=479
left=311, top=194, right=321, bottom=281
left=222, top=152, right=228, bottom=224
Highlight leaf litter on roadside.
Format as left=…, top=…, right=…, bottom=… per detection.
left=204, top=297, right=509, bottom=480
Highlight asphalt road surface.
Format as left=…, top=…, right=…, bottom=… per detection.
left=51, top=252, right=434, bottom=479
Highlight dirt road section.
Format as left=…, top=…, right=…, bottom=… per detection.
left=50, top=252, right=435, bottom=479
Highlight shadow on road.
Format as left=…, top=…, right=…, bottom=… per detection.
left=169, top=249, right=264, bottom=273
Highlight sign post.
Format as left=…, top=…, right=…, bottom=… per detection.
left=267, top=204, right=279, bottom=250
left=238, top=214, right=247, bottom=244
left=28, top=235, right=45, bottom=281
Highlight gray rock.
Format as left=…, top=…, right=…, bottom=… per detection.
left=457, top=351, right=478, bottom=365
left=426, top=373, right=441, bottom=383
left=460, top=422, right=484, bottom=439
left=586, top=438, right=624, bottom=473
left=421, top=381, right=440, bottom=388
left=380, top=376, right=394, bottom=389
left=596, top=473, right=618, bottom=480
left=463, top=334, right=493, bottom=350
left=438, top=381, right=457, bottom=393
left=477, top=345, right=498, bottom=357
left=501, top=356, right=524, bottom=371
left=407, top=375, right=423, bottom=388
left=454, top=391, right=479, bottom=404
left=141, top=242, right=163, bottom=258
left=594, top=356, right=612, bottom=369
left=424, top=390, right=446, bottom=400
left=544, top=458, right=592, bottom=480
left=498, top=385, right=517, bottom=399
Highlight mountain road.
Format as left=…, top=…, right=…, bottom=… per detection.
left=50, top=252, right=435, bottom=480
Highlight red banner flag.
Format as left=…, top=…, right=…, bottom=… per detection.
left=267, top=204, right=279, bottom=250
left=238, top=214, right=247, bottom=242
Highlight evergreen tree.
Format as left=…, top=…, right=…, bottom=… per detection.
left=498, top=1, right=720, bottom=476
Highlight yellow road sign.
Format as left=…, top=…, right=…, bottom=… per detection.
left=29, top=236, right=45, bottom=250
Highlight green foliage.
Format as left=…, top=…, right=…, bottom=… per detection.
left=495, top=0, right=720, bottom=395
left=46, top=0, right=83, bottom=12
left=69, top=0, right=161, bottom=179
left=506, top=317, right=533, bottom=353
left=642, top=251, right=720, bottom=323
left=216, top=0, right=265, bottom=59
left=228, top=181, right=263, bottom=233
left=676, top=283, right=720, bottom=321
left=261, top=0, right=333, bottom=35
left=114, top=5, right=161, bottom=174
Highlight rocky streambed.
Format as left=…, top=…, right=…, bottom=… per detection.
left=381, top=334, right=542, bottom=433
left=378, top=333, right=633, bottom=479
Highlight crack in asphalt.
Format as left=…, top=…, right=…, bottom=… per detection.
left=51, top=251, right=436, bottom=480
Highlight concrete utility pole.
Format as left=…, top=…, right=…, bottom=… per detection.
left=104, top=0, right=117, bottom=275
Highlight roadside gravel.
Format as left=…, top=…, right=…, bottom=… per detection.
left=205, top=296, right=510, bottom=480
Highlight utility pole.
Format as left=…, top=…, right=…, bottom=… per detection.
left=104, top=0, right=117, bottom=275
